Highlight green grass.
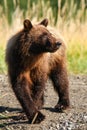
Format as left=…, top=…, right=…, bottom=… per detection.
left=0, top=41, right=87, bottom=74
left=0, top=47, right=7, bottom=74
left=67, top=40, right=87, bottom=74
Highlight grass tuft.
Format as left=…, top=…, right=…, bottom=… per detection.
left=0, top=46, right=7, bottom=74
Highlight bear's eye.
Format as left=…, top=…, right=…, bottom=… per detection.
left=39, top=32, right=48, bottom=39
left=46, top=39, right=51, bottom=47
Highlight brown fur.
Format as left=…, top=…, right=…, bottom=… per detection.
left=6, top=19, right=70, bottom=123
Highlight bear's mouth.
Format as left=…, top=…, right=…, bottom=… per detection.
left=45, top=48, right=58, bottom=53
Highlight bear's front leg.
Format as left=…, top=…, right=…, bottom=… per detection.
left=31, top=73, right=46, bottom=110
left=32, top=90, right=44, bottom=110
left=12, top=76, right=44, bottom=123
left=50, top=63, right=70, bottom=112
left=33, top=89, right=44, bottom=110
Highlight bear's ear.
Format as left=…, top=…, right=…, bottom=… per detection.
left=23, top=19, right=33, bottom=30
left=40, top=18, right=48, bottom=27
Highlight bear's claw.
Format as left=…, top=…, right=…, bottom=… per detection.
left=55, top=103, right=69, bottom=112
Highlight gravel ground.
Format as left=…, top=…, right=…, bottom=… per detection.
left=0, top=74, right=87, bottom=130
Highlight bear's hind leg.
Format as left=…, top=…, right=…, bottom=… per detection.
left=50, top=64, right=70, bottom=112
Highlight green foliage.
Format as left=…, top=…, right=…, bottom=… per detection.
left=19, top=0, right=28, bottom=17
left=67, top=41, right=87, bottom=74
left=49, top=0, right=58, bottom=24
left=0, top=47, right=7, bottom=74
left=7, top=0, right=15, bottom=24
left=0, top=0, right=5, bottom=13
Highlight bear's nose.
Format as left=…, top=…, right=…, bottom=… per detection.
left=56, top=42, right=62, bottom=47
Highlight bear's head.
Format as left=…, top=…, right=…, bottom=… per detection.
left=23, top=18, right=61, bottom=54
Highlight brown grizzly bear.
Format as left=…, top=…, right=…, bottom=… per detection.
left=6, top=19, right=70, bottom=123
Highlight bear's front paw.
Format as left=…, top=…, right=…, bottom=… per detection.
left=34, top=111, right=45, bottom=124
left=55, top=103, right=70, bottom=112
left=29, top=111, right=45, bottom=124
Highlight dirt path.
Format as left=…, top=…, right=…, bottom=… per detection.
left=0, top=75, right=87, bottom=130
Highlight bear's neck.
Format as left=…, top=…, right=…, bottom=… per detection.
left=28, top=53, right=48, bottom=70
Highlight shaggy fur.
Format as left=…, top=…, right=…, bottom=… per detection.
left=6, top=19, right=70, bottom=123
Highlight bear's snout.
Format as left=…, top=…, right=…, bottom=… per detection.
left=45, top=40, right=61, bottom=53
